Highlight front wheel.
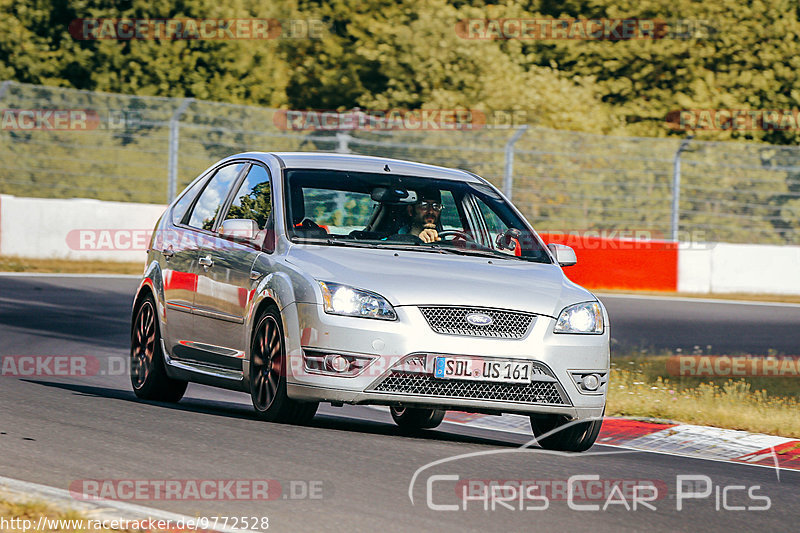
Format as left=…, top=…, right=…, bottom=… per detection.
left=390, top=406, right=445, bottom=430
left=250, top=306, right=318, bottom=424
left=529, top=412, right=603, bottom=452
left=130, top=295, right=187, bottom=402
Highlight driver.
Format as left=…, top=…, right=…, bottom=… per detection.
left=403, top=189, right=443, bottom=243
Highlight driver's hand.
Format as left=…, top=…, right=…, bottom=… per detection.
left=419, top=225, right=440, bottom=243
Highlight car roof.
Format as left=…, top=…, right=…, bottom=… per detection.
left=227, top=151, right=484, bottom=183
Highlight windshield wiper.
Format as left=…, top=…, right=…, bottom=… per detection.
left=293, top=238, right=454, bottom=254
left=425, top=245, right=525, bottom=260
left=370, top=240, right=520, bottom=259
left=292, top=238, right=380, bottom=248
left=371, top=243, right=449, bottom=254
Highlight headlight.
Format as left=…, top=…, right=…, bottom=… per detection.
left=317, top=281, right=397, bottom=320
left=554, top=301, right=604, bottom=334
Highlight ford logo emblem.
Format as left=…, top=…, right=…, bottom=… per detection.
left=465, top=313, right=493, bottom=326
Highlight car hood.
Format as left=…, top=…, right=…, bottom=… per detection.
left=285, top=245, right=594, bottom=318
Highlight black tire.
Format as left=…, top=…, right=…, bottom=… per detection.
left=390, top=406, right=445, bottom=430
left=529, top=412, right=604, bottom=452
left=250, top=306, right=318, bottom=424
left=130, top=295, right=187, bottom=402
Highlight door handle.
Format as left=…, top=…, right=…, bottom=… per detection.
left=199, top=255, right=214, bottom=268
left=161, top=248, right=174, bottom=259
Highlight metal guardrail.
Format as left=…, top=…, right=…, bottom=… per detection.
left=1, top=81, right=799, bottom=245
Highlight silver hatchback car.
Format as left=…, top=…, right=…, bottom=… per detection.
left=130, top=152, right=609, bottom=451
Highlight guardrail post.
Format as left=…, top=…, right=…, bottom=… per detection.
left=336, top=132, right=352, bottom=154
left=671, top=136, right=693, bottom=241
left=503, top=125, right=528, bottom=201
left=168, top=98, right=194, bottom=203
left=0, top=81, right=11, bottom=100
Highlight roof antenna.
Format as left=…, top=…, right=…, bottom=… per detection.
left=384, top=164, right=391, bottom=172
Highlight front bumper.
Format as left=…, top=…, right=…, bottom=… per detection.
left=283, top=302, right=609, bottom=419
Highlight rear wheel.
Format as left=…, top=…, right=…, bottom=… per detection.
left=390, top=406, right=445, bottom=430
left=529, top=412, right=603, bottom=452
left=250, top=306, right=318, bottom=424
left=130, top=295, right=187, bottom=402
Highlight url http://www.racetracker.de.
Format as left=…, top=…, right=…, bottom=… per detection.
left=0, top=515, right=270, bottom=532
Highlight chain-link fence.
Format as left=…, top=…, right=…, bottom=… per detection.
left=1, top=81, right=799, bottom=245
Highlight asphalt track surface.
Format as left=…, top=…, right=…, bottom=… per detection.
left=600, top=293, right=800, bottom=355
left=1, top=275, right=799, bottom=532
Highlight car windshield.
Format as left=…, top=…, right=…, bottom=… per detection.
left=283, top=169, right=551, bottom=263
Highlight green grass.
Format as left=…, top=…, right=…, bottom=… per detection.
left=0, top=499, right=135, bottom=532
left=608, top=353, right=800, bottom=438
left=0, top=256, right=144, bottom=275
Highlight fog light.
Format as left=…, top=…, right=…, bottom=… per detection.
left=325, top=354, right=350, bottom=373
left=303, top=350, right=376, bottom=377
left=581, top=374, right=600, bottom=391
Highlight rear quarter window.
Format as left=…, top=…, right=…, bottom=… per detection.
left=171, top=177, right=207, bottom=225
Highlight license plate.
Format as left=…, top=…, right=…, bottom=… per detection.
left=433, top=357, right=533, bottom=384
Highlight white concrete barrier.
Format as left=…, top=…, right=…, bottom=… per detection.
left=0, top=194, right=166, bottom=262
left=677, top=244, right=714, bottom=293
left=709, top=242, right=800, bottom=295
left=679, top=242, right=800, bottom=295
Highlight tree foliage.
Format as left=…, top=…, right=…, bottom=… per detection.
left=4, top=0, right=798, bottom=141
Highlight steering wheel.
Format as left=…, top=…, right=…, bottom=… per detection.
left=436, top=230, right=478, bottom=244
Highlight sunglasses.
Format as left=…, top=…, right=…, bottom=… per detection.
left=417, top=201, right=443, bottom=211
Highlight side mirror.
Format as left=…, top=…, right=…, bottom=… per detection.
left=495, top=228, right=521, bottom=251
left=219, top=219, right=258, bottom=241
left=547, top=243, right=577, bottom=266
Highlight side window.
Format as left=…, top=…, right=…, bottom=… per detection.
left=224, top=165, right=276, bottom=252
left=225, top=165, right=272, bottom=228
left=473, top=195, right=547, bottom=259
left=478, top=200, right=509, bottom=242
left=187, top=163, right=244, bottom=231
left=171, top=176, right=207, bottom=225
left=476, top=198, right=517, bottom=255
left=439, top=190, right=461, bottom=230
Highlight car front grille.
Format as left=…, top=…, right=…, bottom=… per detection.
left=418, top=306, right=535, bottom=339
left=369, top=372, right=569, bottom=405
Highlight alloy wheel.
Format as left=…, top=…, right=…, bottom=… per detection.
left=131, top=300, right=156, bottom=389
left=252, top=315, right=283, bottom=411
